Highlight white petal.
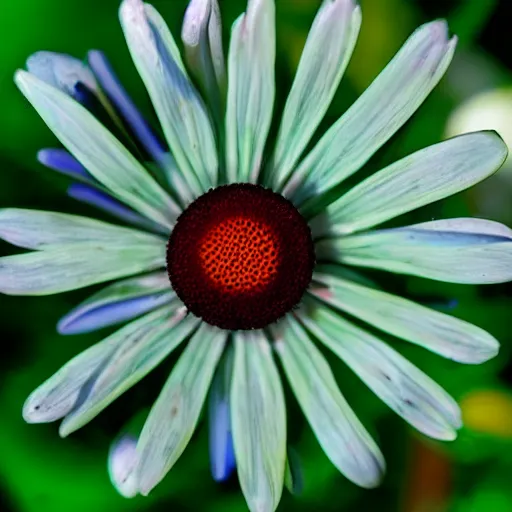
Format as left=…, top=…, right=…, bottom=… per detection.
left=225, top=0, right=275, bottom=184
left=322, top=131, right=507, bottom=234
left=301, top=304, right=462, bottom=440
left=272, top=318, right=385, bottom=488
left=413, top=217, right=512, bottom=237
left=231, top=331, right=286, bottom=512
left=27, top=51, right=98, bottom=96
left=0, top=208, right=166, bottom=250
left=311, top=267, right=499, bottom=363
left=108, top=435, right=139, bottom=498
left=0, top=243, right=165, bottom=295
left=58, top=272, right=172, bottom=334
left=285, top=21, right=456, bottom=204
left=182, top=0, right=226, bottom=111
left=271, top=0, right=361, bottom=189
left=317, top=218, right=512, bottom=284
left=136, top=324, right=227, bottom=495
left=23, top=307, right=172, bottom=423
left=60, top=308, right=198, bottom=436
left=15, top=70, right=179, bottom=229
left=119, top=0, right=218, bottom=193
left=23, top=340, right=114, bottom=423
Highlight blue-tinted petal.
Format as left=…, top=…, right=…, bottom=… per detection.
left=67, top=183, right=168, bottom=234
left=209, top=399, right=236, bottom=482
left=38, top=148, right=90, bottom=180
left=58, top=291, right=173, bottom=335
left=88, top=50, right=167, bottom=166
left=208, top=347, right=236, bottom=482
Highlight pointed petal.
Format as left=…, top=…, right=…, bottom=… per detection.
left=108, top=435, right=139, bottom=498
left=0, top=208, right=165, bottom=250
left=209, top=345, right=236, bottom=482
left=225, top=0, right=275, bottom=184
left=57, top=272, right=172, bottom=335
left=311, top=266, right=499, bottom=363
left=272, top=0, right=361, bottom=189
left=322, top=131, right=507, bottom=234
left=182, top=0, right=226, bottom=115
left=136, top=324, right=227, bottom=494
left=301, top=304, right=462, bottom=440
left=317, top=218, right=512, bottom=284
left=231, top=331, right=286, bottom=512
left=285, top=21, right=456, bottom=204
left=272, top=318, right=384, bottom=488
left=0, top=243, right=165, bottom=296
left=60, top=308, right=198, bottom=436
left=15, top=70, right=179, bottom=229
left=119, top=0, right=218, bottom=193
left=27, top=51, right=98, bottom=98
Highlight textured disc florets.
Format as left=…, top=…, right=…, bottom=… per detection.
left=167, top=184, right=315, bottom=330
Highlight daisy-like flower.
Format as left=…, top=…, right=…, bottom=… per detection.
left=4, top=0, right=512, bottom=509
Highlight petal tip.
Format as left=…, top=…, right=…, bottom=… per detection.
left=22, top=398, right=40, bottom=424
left=14, top=69, right=29, bottom=88
left=108, top=435, right=139, bottom=498
left=427, top=19, right=449, bottom=42
left=58, top=422, right=72, bottom=438
left=56, top=318, right=72, bottom=335
left=36, top=148, right=50, bottom=165
left=182, top=0, right=210, bottom=46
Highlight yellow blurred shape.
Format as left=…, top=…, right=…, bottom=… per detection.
left=446, top=88, right=512, bottom=169
left=461, top=390, right=512, bottom=437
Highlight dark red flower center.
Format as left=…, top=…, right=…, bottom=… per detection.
left=166, top=184, right=315, bottom=330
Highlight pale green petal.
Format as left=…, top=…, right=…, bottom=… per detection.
left=0, top=242, right=165, bottom=295
left=317, top=218, right=512, bottom=284
left=301, top=304, right=462, bottom=440
left=14, top=70, right=179, bottom=229
left=119, top=0, right=218, bottom=193
left=60, top=308, right=199, bottom=436
left=311, top=266, right=499, bottom=363
left=271, top=0, right=361, bottom=189
left=23, top=307, right=173, bottom=423
left=0, top=208, right=165, bottom=250
left=58, top=272, right=172, bottom=334
left=284, top=21, right=456, bottom=204
left=182, top=0, right=226, bottom=115
left=231, top=331, right=286, bottom=512
left=225, top=0, right=275, bottom=184
left=136, top=324, right=227, bottom=494
left=272, top=318, right=384, bottom=488
left=23, top=337, right=115, bottom=423
left=321, top=131, right=507, bottom=235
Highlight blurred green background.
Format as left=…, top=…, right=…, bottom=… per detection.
left=2, top=0, right=512, bottom=510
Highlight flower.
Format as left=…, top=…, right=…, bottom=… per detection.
left=3, top=0, right=511, bottom=510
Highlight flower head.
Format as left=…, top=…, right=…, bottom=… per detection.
left=3, top=0, right=511, bottom=510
